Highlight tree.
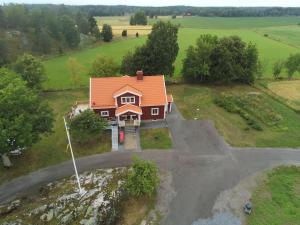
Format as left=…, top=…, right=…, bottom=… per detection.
left=60, top=15, right=80, bottom=48
left=121, top=21, right=179, bottom=76
left=0, top=38, right=10, bottom=66
left=101, top=24, right=113, bottom=42
left=89, top=55, right=120, bottom=77
left=69, top=110, right=107, bottom=144
left=121, top=29, right=127, bottom=37
left=172, top=15, right=177, bottom=19
left=0, top=6, right=6, bottom=29
left=34, top=28, right=53, bottom=54
left=126, top=157, right=159, bottom=197
left=182, top=35, right=259, bottom=84
left=285, top=53, right=300, bottom=79
left=13, top=54, right=46, bottom=90
left=130, top=11, right=147, bottom=25
left=273, top=60, right=284, bottom=79
left=67, top=57, right=86, bottom=88
left=76, top=11, right=89, bottom=35
left=88, top=15, right=98, bottom=34
left=135, top=32, right=139, bottom=38
left=0, top=68, right=53, bottom=156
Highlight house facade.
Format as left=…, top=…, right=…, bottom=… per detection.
left=89, top=71, right=173, bottom=127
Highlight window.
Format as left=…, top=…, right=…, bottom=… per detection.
left=151, top=108, right=159, bottom=116
left=121, top=96, right=135, bottom=104
left=100, top=111, right=109, bottom=117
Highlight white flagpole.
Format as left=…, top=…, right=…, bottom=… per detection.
left=63, top=116, right=83, bottom=194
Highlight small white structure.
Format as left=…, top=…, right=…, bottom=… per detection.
left=70, top=101, right=89, bottom=118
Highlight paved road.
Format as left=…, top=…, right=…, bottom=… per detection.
left=1, top=105, right=300, bottom=225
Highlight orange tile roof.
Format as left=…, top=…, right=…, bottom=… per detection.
left=90, top=75, right=168, bottom=108
left=167, top=94, right=173, bottom=103
left=113, top=85, right=142, bottom=97
left=115, top=104, right=142, bottom=116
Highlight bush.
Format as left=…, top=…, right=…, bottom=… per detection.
left=126, top=157, right=159, bottom=197
left=121, top=29, right=127, bottom=37
left=69, top=110, right=107, bottom=144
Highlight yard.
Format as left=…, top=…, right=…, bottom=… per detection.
left=0, top=90, right=111, bottom=185
left=168, top=84, right=300, bottom=147
left=247, top=166, right=300, bottom=225
left=140, top=128, right=172, bottom=150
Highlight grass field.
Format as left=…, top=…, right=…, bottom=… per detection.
left=150, top=16, right=300, bottom=29
left=247, top=166, right=300, bottom=225
left=0, top=90, right=111, bottom=185
left=43, top=16, right=300, bottom=90
left=168, top=84, right=300, bottom=147
left=140, top=128, right=172, bottom=150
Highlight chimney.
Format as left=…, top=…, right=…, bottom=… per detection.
left=136, top=70, right=143, bottom=80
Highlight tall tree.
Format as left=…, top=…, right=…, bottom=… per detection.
left=273, top=60, right=284, bottom=79
left=89, top=55, right=120, bottom=77
left=66, top=57, right=86, bottom=88
left=60, top=15, right=80, bottom=48
left=121, top=21, right=179, bottom=76
left=0, top=68, right=53, bottom=156
left=13, top=54, right=46, bottom=90
left=285, top=53, right=300, bottom=79
left=76, top=11, right=90, bottom=35
left=0, top=38, right=10, bottom=66
left=0, top=6, right=6, bottom=29
left=88, top=15, right=98, bottom=34
left=130, top=11, right=147, bottom=25
left=101, top=24, right=113, bottom=42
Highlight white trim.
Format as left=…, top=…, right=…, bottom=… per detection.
left=116, top=109, right=142, bottom=116
left=151, top=107, right=159, bottom=116
left=113, top=90, right=142, bottom=98
left=91, top=106, right=116, bottom=109
left=100, top=111, right=109, bottom=117
left=121, top=96, right=135, bottom=104
left=89, top=78, right=92, bottom=109
left=162, top=75, right=168, bottom=105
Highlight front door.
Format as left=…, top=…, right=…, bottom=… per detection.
left=121, top=115, right=128, bottom=121
left=130, top=115, right=137, bottom=120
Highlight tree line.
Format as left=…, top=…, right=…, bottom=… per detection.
left=0, top=4, right=114, bottom=66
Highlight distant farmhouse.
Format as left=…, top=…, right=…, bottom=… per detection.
left=89, top=71, right=173, bottom=127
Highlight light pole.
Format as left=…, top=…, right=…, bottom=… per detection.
left=63, top=116, right=84, bottom=195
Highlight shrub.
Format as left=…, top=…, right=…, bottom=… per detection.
left=121, top=29, right=127, bottom=37
left=69, top=110, right=107, bottom=144
left=126, top=157, right=159, bottom=197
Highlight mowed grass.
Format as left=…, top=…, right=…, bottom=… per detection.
left=256, top=25, right=300, bottom=49
left=168, top=84, right=300, bottom=147
left=43, top=28, right=299, bottom=90
left=140, top=128, right=172, bottom=150
left=0, top=90, right=111, bottom=185
left=150, top=16, right=300, bottom=29
left=247, top=166, right=300, bottom=225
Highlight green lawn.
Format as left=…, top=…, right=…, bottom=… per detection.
left=0, top=90, right=111, bottom=185
left=43, top=24, right=300, bottom=90
left=168, top=84, right=300, bottom=147
left=140, top=128, right=172, bottom=150
left=247, top=166, right=300, bottom=225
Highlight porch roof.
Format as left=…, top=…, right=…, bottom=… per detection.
left=115, top=104, right=143, bottom=116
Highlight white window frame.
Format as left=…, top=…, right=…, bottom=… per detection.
left=121, top=96, right=135, bottom=104
left=100, top=111, right=109, bottom=117
left=151, top=108, right=159, bottom=116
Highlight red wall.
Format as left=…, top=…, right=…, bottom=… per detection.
left=117, top=93, right=139, bottom=107
left=141, top=105, right=165, bottom=120
left=94, top=108, right=116, bottom=119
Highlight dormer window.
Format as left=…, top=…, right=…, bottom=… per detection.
left=121, top=96, right=135, bottom=104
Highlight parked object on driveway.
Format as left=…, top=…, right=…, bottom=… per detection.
left=243, top=201, right=252, bottom=215
left=119, top=130, right=124, bottom=144
left=1, top=154, right=12, bottom=168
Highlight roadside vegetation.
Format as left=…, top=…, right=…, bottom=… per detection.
left=168, top=84, right=300, bottom=147
left=140, top=128, right=172, bottom=150
left=247, top=166, right=300, bottom=225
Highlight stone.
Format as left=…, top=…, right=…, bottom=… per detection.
left=61, top=212, right=73, bottom=224
left=80, top=217, right=97, bottom=225
left=31, top=205, right=47, bottom=215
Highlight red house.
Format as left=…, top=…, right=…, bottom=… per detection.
left=89, top=71, right=173, bottom=127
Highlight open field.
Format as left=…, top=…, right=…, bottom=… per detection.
left=140, top=128, right=172, bottom=150
left=267, top=80, right=300, bottom=111
left=168, top=84, right=300, bottom=147
left=96, top=16, right=152, bottom=37
left=149, top=16, right=300, bottom=29
left=247, top=166, right=300, bottom=225
left=43, top=16, right=300, bottom=90
left=0, top=90, right=111, bottom=185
